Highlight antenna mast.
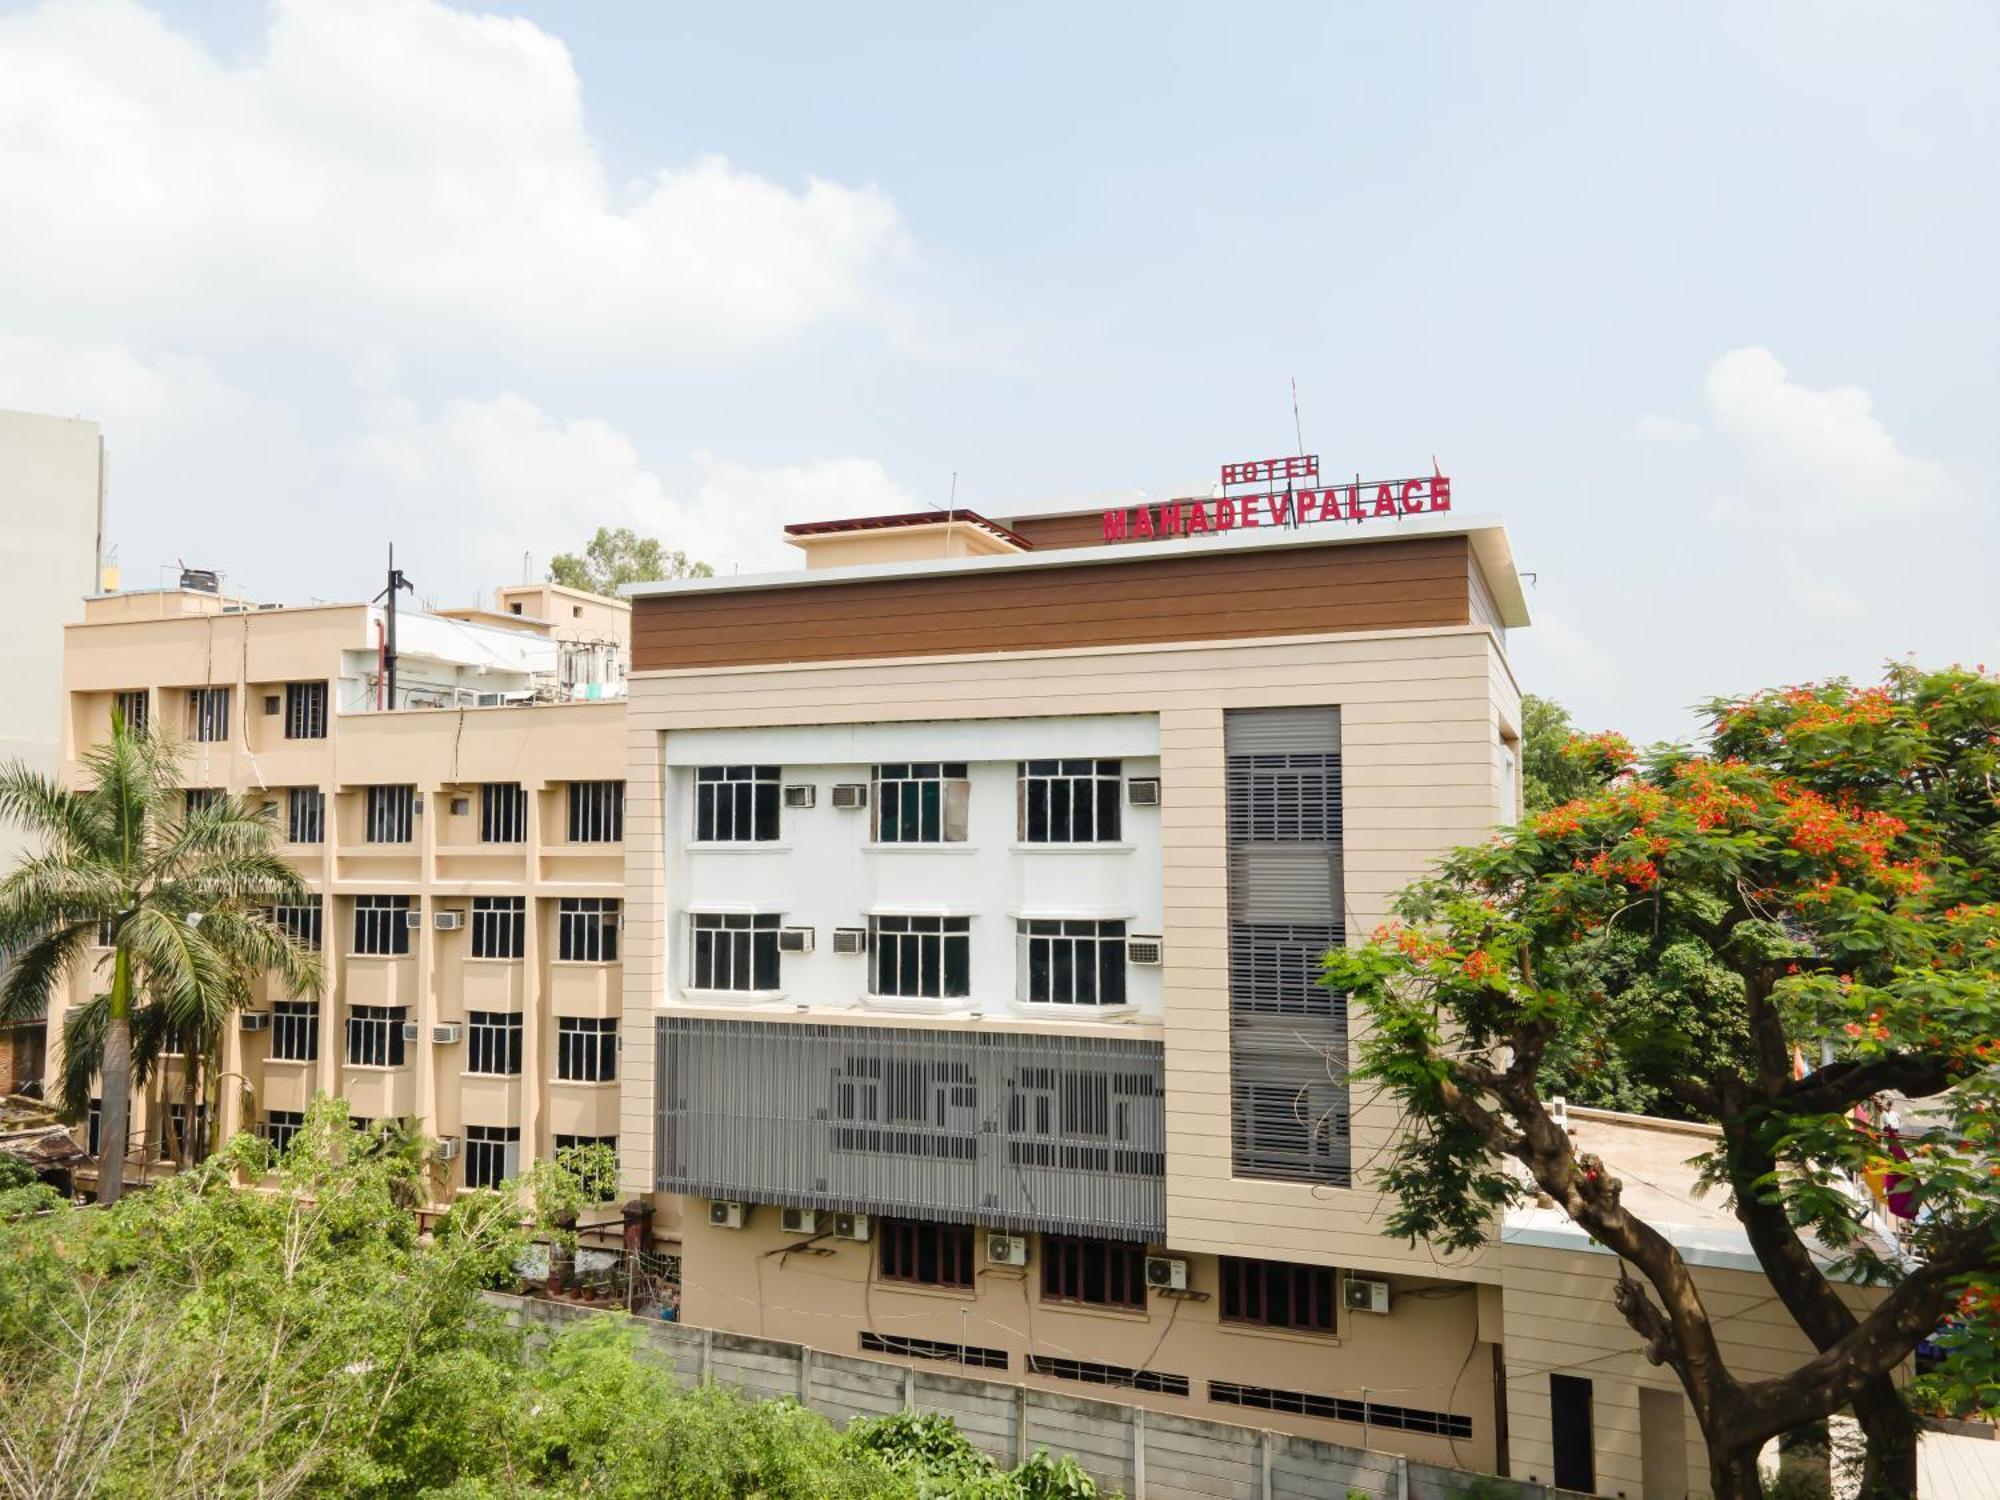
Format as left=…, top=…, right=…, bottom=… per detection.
left=374, top=544, right=414, bottom=710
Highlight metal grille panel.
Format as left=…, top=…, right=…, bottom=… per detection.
left=656, top=1017, right=1165, bottom=1241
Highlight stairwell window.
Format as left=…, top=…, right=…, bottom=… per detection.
left=188, top=687, right=230, bottom=743
left=346, top=1005, right=407, bottom=1067
left=463, top=1125, right=520, bottom=1189
left=1041, top=1235, right=1146, bottom=1311
left=1219, top=1256, right=1337, bottom=1334
left=1018, top=919, right=1127, bottom=1007
left=271, top=1000, right=319, bottom=1062
left=1018, top=760, right=1122, bottom=843
left=567, top=780, right=624, bottom=843
left=470, top=896, right=525, bottom=959
left=352, top=895, right=411, bottom=956
left=869, top=916, right=970, bottom=1002
left=365, top=785, right=415, bottom=843
left=873, top=763, right=970, bottom=843
left=283, top=681, right=327, bottom=740
left=558, top=898, right=620, bottom=963
left=694, top=766, right=779, bottom=842
left=689, top=912, right=778, bottom=992
left=465, top=1011, right=523, bottom=1076
left=481, top=783, right=527, bottom=843
left=556, top=1016, right=617, bottom=1082
left=286, top=787, right=325, bottom=844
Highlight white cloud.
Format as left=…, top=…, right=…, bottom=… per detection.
left=0, top=0, right=908, bottom=362
left=1631, top=413, right=1701, bottom=446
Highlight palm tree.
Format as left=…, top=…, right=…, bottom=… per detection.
left=0, top=713, right=321, bottom=1202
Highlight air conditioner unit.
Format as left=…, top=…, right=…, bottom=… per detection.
left=780, top=1206, right=818, bottom=1234
left=1127, top=777, right=1162, bottom=807
left=777, top=926, right=815, bottom=954
left=783, top=784, right=816, bottom=809
left=833, top=1212, right=872, bottom=1242
left=263, top=695, right=281, bottom=716
left=709, top=1199, right=747, bottom=1230
left=434, top=910, right=465, bottom=931
left=1344, top=1276, right=1391, bottom=1315
left=434, top=1136, right=461, bottom=1162
left=1127, top=936, right=1164, bottom=966
left=412, top=794, right=425, bottom=815
left=831, top=928, right=868, bottom=955
left=449, top=796, right=470, bottom=816
left=830, top=783, right=869, bottom=810
left=404, top=910, right=423, bottom=930
left=432, top=1023, right=462, bottom=1045
left=400, top=1021, right=421, bottom=1042
left=1145, top=1255, right=1189, bottom=1292
left=987, top=1233, right=1028, bottom=1267
left=239, top=1011, right=271, bottom=1032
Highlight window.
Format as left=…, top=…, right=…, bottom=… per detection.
left=556, top=1016, right=617, bottom=1082
left=1208, top=1382, right=1472, bottom=1440
left=1219, top=1257, right=1337, bottom=1334
left=1232, top=1079, right=1349, bottom=1186
left=567, top=780, right=625, bottom=843
left=352, top=895, right=411, bottom=956
left=95, top=915, right=116, bottom=947
left=184, top=787, right=223, bottom=816
left=480, top=782, right=527, bottom=843
left=873, top=763, right=970, bottom=843
left=275, top=897, right=323, bottom=949
left=271, top=1000, right=319, bottom=1062
left=860, top=1332, right=1008, bottom=1371
left=869, top=916, right=970, bottom=1002
left=694, top=766, right=779, bottom=842
left=1551, top=1375, right=1596, bottom=1492
left=1019, top=919, right=1127, bottom=1007
left=365, top=784, right=415, bottom=843
left=465, top=1011, right=523, bottom=1076
left=559, top=898, right=621, bottom=963
left=114, top=690, right=148, bottom=736
left=1041, top=1235, right=1146, bottom=1310
left=463, top=1124, right=520, bottom=1189
left=470, top=896, right=525, bottom=959
left=346, top=1005, right=407, bottom=1067
left=688, top=912, right=778, bottom=991
left=1227, top=750, right=1340, bottom=842
left=1026, top=1355, right=1189, bottom=1397
left=86, top=1098, right=102, bottom=1156
left=160, top=1102, right=206, bottom=1157
left=188, top=686, right=230, bottom=742
left=552, top=1135, right=620, bottom=1198
left=879, top=1220, right=974, bottom=1290
left=1018, top=759, right=1122, bottom=843
left=284, top=681, right=327, bottom=740
left=263, top=1109, right=306, bottom=1155
left=287, top=787, right=325, bottom=844
left=553, top=1133, right=619, bottom=1160
left=1229, top=923, right=1344, bottom=1019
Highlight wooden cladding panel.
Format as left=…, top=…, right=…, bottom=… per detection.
left=1001, top=509, right=1111, bottom=550
left=632, top=536, right=1472, bottom=670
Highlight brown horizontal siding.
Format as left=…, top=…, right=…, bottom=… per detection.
left=1002, top=509, right=1111, bottom=550
left=633, top=536, right=1471, bottom=671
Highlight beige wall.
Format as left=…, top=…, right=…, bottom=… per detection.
left=788, top=522, right=1023, bottom=570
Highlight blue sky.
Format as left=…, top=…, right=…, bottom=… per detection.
left=2, top=1, right=1994, bottom=741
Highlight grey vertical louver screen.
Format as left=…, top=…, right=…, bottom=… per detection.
left=656, top=1017, right=1165, bottom=1241
left=1224, top=708, right=1351, bottom=1185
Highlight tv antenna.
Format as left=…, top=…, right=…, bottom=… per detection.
left=374, top=544, right=415, bottom=709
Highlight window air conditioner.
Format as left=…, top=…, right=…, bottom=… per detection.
left=400, top=1021, right=421, bottom=1042
left=1127, top=936, right=1164, bottom=966
left=780, top=1206, right=818, bottom=1234
left=239, top=1011, right=271, bottom=1032
left=412, top=794, right=424, bottom=815
left=832, top=1212, right=872, bottom=1242
left=434, top=910, right=465, bottom=931
left=831, top=928, right=868, bottom=955
left=777, top=926, right=815, bottom=954
left=783, top=784, right=816, bottom=809
left=403, top=910, right=424, bottom=930
left=1344, top=1276, right=1391, bottom=1315
left=1145, top=1255, right=1189, bottom=1292
left=1127, top=777, right=1162, bottom=807
left=263, top=695, right=281, bottom=716
left=432, top=1023, right=462, bottom=1045
left=830, top=783, right=868, bottom=810
left=434, top=1136, right=461, bottom=1162
left=986, top=1233, right=1028, bottom=1267
left=709, top=1200, right=747, bottom=1230
left=449, top=796, right=470, bottom=816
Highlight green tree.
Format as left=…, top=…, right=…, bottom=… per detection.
left=0, top=714, right=321, bottom=1202
left=548, top=526, right=712, bottom=596
left=1519, top=692, right=1613, bottom=816
left=1328, top=665, right=2000, bottom=1499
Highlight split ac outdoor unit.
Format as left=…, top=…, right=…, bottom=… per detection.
left=987, top=1233, right=1028, bottom=1267
left=831, top=928, right=868, bottom=955
left=434, top=1136, right=461, bottom=1162
left=1127, top=937, right=1164, bottom=966
left=783, top=784, right=816, bottom=809
left=709, top=1200, right=747, bottom=1230
left=1344, top=1276, right=1391, bottom=1315
left=404, top=910, right=424, bottom=929
left=400, top=1021, right=421, bottom=1042
left=777, top=927, right=815, bottom=954
left=780, top=1207, right=818, bottom=1235
left=1127, top=777, right=1162, bottom=807
left=1145, top=1255, right=1189, bottom=1292
left=833, top=1213, right=872, bottom=1242
left=434, top=910, right=465, bottom=931
left=830, top=783, right=869, bottom=810
left=239, top=1011, right=271, bottom=1032
left=432, top=1023, right=462, bottom=1045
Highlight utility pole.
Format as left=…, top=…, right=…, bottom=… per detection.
left=376, top=545, right=414, bottom=709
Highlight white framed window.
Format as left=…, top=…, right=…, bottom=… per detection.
left=345, top=1005, right=407, bottom=1067
left=558, top=898, right=620, bottom=962
left=694, top=765, right=779, bottom=842
left=160, top=1102, right=207, bottom=1157
left=872, top=762, right=970, bottom=844
left=567, top=780, right=625, bottom=843
left=188, top=686, right=230, bottom=743
left=351, top=895, right=411, bottom=956
left=869, top=915, right=971, bottom=1002
left=689, top=912, right=779, bottom=991
left=263, top=1109, right=306, bottom=1155
left=480, top=783, right=527, bottom=843
left=275, top=897, right=323, bottom=949
left=365, top=785, right=415, bottom=843
left=271, top=1000, right=319, bottom=1062
left=1018, top=919, right=1128, bottom=1007
left=463, top=1124, right=520, bottom=1189
left=556, top=1017, right=617, bottom=1082
left=284, top=681, right=327, bottom=740
left=1018, top=759, right=1123, bottom=843
left=465, top=1011, right=523, bottom=1076
left=1499, top=733, right=1521, bottom=826
left=286, top=787, right=325, bottom=844
left=114, top=690, right=149, bottom=736
left=184, top=787, right=224, bottom=816
left=470, top=896, right=525, bottom=959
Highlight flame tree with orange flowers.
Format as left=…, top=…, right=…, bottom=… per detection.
left=1327, top=664, right=2000, bottom=1500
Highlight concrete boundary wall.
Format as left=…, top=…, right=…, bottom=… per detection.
left=493, top=1294, right=1586, bottom=1500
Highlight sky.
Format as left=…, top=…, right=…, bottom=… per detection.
left=1, top=0, right=1994, bottom=744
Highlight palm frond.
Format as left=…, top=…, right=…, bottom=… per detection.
left=120, top=905, right=236, bottom=1034
left=183, top=904, right=324, bottom=1000
left=0, top=921, right=97, bottom=1024
left=0, top=762, right=98, bottom=863
left=0, top=855, right=127, bottom=944
left=57, top=994, right=111, bottom=1120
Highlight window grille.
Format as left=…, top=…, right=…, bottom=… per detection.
left=567, top=780, right=625, bottom=843
left=114, top=690, right=148, bottom=736
left=365, top=785, right=415, bottom=843
left=859, top=1332, right=1008, bottom=1371
left=1004, top=1068, right=1164, bottom=1176
left=1041, top=1235, right=1146, bottom=1310
left=160, top=1102, right=206, bottom=1157
left=1231, top=1074, right=1350, bottom=1186
left=694, top=766, right=778, bottom=842
left=184, top=787, right=223, bottom=816
left=879, top=1220, right=974, bottom=1289
left=351, top=895, right=411, bottom=956
left=552, top=1135, right=620, bottom=1197
left=689, top=911, right=777, bottom=991
left=1207, top=1381, right=1472, bottom=1440
left=1018, top=919, right=1127, bottom=1006
left=832, top=1057, right=979, bottom=1161
left=465, top=1011, right=523, bottom=1076
left=95, top=916, right=116, bottom=947
left=188, top=686, right=230, bottom=742
left=872, top=762, right=969, bottom=843
left=463, top=1124, right=520, bottom=1189
left=480, top=783, right=527, bottom=843
left=470, top=896, right=525, bottom=959
left=283, top=681, right=327, bottom=740
left=1229, top=922, right=1344, bottom=1018
left=271, top=1000, right=319, bottom=1062
left=263, top=1109, right=306, bottom=1155
left=869, top=915, right=969, bottom=1001
left=346, top=1005, right=407, bottom=1067
left=159, top=1026, right=190, bottom=1057
left=1017, top=759, right=1122, bottom=843
left=275, top=897, right=323, bottom=949
left=286, top=787, right=325, bottom=844
left=556, top=1016, right=617, bottom=1082
left=1226, top=751, right=1341, bottom=842
left=1219, top=1256, right=1337, bottom=1333
left=1027, top=1355, right=1189, bottom=1397
left=559, top=898, right=621, bottom=963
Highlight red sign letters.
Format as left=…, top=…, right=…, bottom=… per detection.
left=1101, top=458, right=1450, bottom=544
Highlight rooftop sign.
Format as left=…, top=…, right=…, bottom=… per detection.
left=1101, top=454, right=1450, bottom=543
